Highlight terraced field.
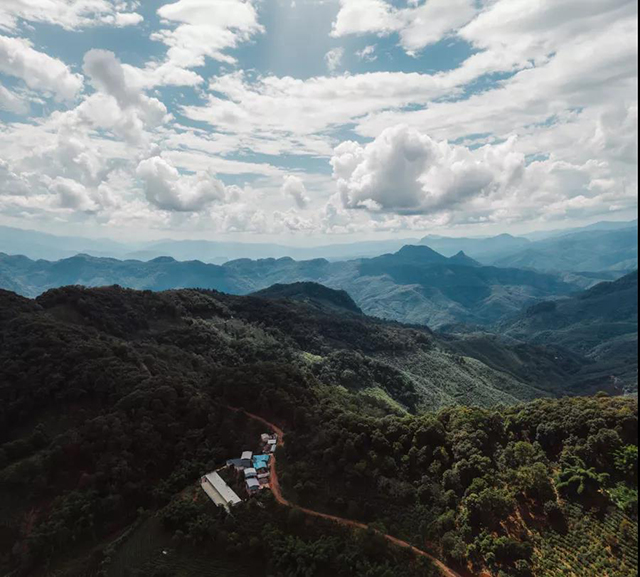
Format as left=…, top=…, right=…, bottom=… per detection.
left=532, top=504, right=638, bottom=577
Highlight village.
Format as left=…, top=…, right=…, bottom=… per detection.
left=200, top=431, right=279, bottom=511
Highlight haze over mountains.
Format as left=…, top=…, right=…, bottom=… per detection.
left=0, top=219, right=636, bottom=267
left=1, top=244, right=580, bottom=329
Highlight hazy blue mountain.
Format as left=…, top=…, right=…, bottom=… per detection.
left=0, top=224, right=418, bottom=263
left=523, top=219, right=639, bottom=241
left=492, top=226, right=638, bottom=272
left=2, top=220, right=635, bottom=268
left=0, top=245, right=578, bottom=329
left=419, top=233, right=531, bottom=260
left=0, top=253, right=240, bottom=297
left=0, top=225, right=131, bottom=261
left=136, top=238, right=419, bottom=262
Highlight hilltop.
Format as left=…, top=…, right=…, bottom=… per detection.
left=252, top=282, right=363, bottom=314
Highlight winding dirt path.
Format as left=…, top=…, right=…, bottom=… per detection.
left=227, top=406, right=470, bottom=577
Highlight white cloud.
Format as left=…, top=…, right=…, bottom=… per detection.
left=325, top=47, right=345, bottom=73
left=331, top=124, right=637, bottom=225
left=332, top=0, right=398, bottom=38
left=80, top=49, right=168, bottom=143
left=136, top=155, right=236, bottom=212
left=0, top=0, right=143, bottom=32
left=282, top=175, right=310, bottom=209
left=49, top=177, right=99, bottom=212
left=0, top=0, right=636, bottom=238
left=332, top=125, right=526, bottom=214
left=332, top=0, right=477, bottom=54
left=181, top=70, right=454, bottom=155
left=273, top=209, right=315, bottom=232
left=137, top=0, right=264, bottom=88
left=0, top=35, right=83, bottom=101
left=0, top=82, right=26, bottom=113
left=356, top=45, right=377, bottom=62
left=358, top=14, right=638, bottom=142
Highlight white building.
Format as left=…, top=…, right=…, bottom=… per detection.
left=201, top=472, right=242, bottom=510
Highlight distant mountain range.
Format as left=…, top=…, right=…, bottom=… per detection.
left=492, top=227, right=638, bottom=273
left=0, top=219, right=636, bottom=272
left=0, top=244, right=578, bottom=328
left=420, top=223, right=637, bottom=273
left=0, top=224, right=414, bottom=263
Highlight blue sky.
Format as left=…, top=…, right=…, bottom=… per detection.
left=0, top=0, right=637, bottom=243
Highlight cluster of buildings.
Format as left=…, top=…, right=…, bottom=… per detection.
left=200, top=431, right=279, bottom=508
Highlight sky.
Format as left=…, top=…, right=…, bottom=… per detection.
left=0, top=0, right=637, bottom=244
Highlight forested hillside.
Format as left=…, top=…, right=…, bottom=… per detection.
left=494, top=271, right=638, bottom=393
left=0, top=286, right=637, bottom=577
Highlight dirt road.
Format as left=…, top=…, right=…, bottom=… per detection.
left=227, top=406, right=470, bottom=577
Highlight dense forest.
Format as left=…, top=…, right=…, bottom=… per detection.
left=0, top=285, right=637, bottom=577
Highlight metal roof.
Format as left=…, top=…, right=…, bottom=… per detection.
left=204, top=472, right=242, bottom=506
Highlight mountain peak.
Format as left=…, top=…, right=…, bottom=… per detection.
left=449, top=251, right=482, bottom=267
left=395, top=244, right=448, bottom=263
left=150, top=256, right=177, bottom=264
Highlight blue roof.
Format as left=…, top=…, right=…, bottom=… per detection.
left=253, top=455, right=271, bottom=469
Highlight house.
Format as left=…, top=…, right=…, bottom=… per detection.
left=244, top=467, right=257, bottom=479
left=226, top=458, right=245, bottom=471
left=201, top=472, right=242, bottom=510
left=246, top=478, right=260, bottom=494
left=253, top=454, right=271, bottom=472
left=240, top=451, right=253, bottom=468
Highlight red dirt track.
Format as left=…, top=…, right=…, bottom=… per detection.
left=228, top=407, right=470, bottom=577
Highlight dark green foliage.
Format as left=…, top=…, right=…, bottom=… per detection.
left=497, top=270, right=638, bottom=395
left=556, top=457, right=610, bottom=498
left=0, top=286, right=637, bottom=577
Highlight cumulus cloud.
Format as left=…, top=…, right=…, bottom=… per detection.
left=332, top=125, right=526, bottom=214
left=136, top=155, right=236, bottom=213
left=273, top=209, right=315, bottom=232
left=282, top=175, right=310, bottom=209
left=331, top=124, right=636, bottom=224
left=49, top=177, right=100, bottom=212
left=0, top=35, right=83, bottom=101
left=81, top=50, right=168, bottom=143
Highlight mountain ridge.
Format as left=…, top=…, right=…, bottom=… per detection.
left=0, top=246, right=578, bottom=329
